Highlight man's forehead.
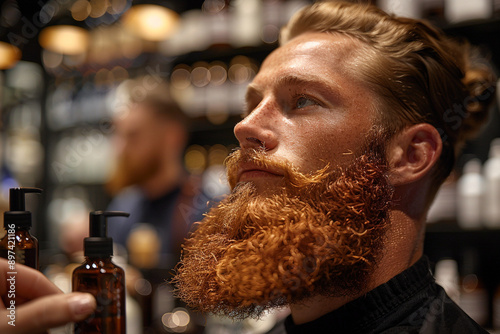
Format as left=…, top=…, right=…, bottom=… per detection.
left=249, top=31, right=367, bottom=94
left=266, top=32, right=363, bottom=66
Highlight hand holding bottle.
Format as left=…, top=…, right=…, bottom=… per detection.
left=0, top=258, right=96, bottom=334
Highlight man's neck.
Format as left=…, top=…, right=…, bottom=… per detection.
left=140, top=163, right=184, bottom=200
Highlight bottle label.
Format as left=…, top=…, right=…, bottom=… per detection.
left=73, top=270, right=126, bottom=334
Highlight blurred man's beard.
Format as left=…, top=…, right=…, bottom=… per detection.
left=105, top=154, right=161, bottom=195
left=173, top=143, right=393, bottom=319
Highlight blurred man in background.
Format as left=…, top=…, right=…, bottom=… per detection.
left=106, top=76, right=206, bottom=269
left=106, top=76, right=208, bottom=332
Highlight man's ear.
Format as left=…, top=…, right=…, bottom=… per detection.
left=386, top=123, right=443, bottom=186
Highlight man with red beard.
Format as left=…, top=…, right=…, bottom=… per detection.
left=173, top=1, right=496, bottom=333
left=0, top=2, right=497, bottom=334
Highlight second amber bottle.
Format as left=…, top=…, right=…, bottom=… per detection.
left=72, top=211, right=129, bottom=334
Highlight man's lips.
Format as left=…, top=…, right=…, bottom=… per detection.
left=237, top=163, right=284, bottom=182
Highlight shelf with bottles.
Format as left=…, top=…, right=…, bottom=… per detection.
left=424, top=231, right=500, bottom=330
left=42, top=44, right=274, bottom=138
left=44, top=65, right=135, bottom=133
left=426, top=135, right=500, bottom=327
left=168, top=48, right=272, bottom=130
left=424, top=137, right=500, bottom=328
left=375, top=0, right=500, bottom=66
left=44, top=124, right=114, bottom=186
left=0, top=61, right=47, bottom=189
left=427, top=246, right=496, bottom=329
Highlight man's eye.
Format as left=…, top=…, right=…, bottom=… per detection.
left=296, top=96, right=317, bottom=109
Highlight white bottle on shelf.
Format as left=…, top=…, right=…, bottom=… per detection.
left=378, top=0, right=422, bottom=18
left=444, top=0, right=492, bottom=23
left=483, top=138, right=500, bottom=228
left=457, top=158, right=484, bottom=229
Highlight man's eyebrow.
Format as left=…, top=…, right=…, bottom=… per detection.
left=276, top=75, right=322, bottom=88
left=277, top=75, right=340, bottom=97
left=245, top=74, right=342, bottom=102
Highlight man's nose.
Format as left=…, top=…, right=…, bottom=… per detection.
left=234, top=99, right=279, bottom=151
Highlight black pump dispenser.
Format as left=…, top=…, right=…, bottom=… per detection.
left=73, top=210, right=129, bottom=333
left=1, top=187, right=42, bottom=270
left=4, top=187, right=42, bottom=229
left=84, top=211, right=130, bottom=258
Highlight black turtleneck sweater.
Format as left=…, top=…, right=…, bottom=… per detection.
left=267, top=256, right=488, bottom=334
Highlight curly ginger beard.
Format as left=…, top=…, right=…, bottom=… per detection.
left=173, top=141, right=394, bottom=319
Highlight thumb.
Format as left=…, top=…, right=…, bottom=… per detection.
left=5, top=292, right=96, bottom=334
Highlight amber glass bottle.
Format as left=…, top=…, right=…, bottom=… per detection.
left=0, top=188, right=42, bottom=270
left=0, top=228, right=38, bottom=269
left=73, top=211, right=129, bottom=334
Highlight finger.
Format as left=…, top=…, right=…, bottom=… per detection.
left=0, top=259, right=61, bottom=299
left=1, top=292, right=96, bottom=334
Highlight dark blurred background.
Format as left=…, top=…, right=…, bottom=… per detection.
left=1, top=0, right=500, bottom=333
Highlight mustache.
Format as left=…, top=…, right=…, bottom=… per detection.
left=225, top=148, right=330, bottom=190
